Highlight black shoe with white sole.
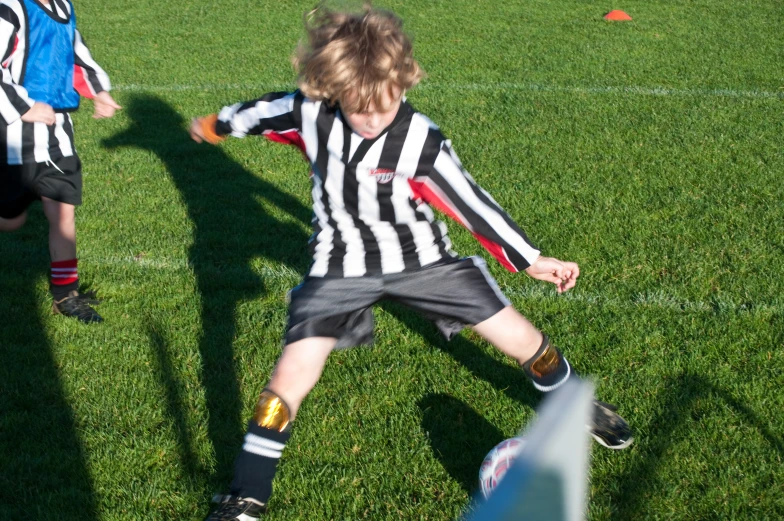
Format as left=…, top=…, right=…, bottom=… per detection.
left=204, top=495, right=266, bottom=521
left=590, top=400, right=634, bottom=449
left=52, top=289, right=103, bottom=323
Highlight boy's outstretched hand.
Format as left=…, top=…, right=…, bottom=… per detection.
left=93, top=91, right=122, bottom=119
left=525, top=256, right=580, bottom=293
left=189, top=114, right=226, bottom=144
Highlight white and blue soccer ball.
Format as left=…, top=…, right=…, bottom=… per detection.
left=478, top=436, right=526, bottom=499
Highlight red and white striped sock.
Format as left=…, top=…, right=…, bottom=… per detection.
left=51, top=259, right=79, bottom=298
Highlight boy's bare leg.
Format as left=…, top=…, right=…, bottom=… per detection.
left=41, top=197, right=77, bottom=262
left=42, top=197, right=103, bottom=322
left=472, top=305, right=570, bottom=392
left=0, top=212, right=27, bottom=231
left=471, top=306, right=543, bottom=365
left=210, top=336, right=337, bottom=519
left=267, top=336, right=337, bottom=419
left=473, top=306, right=634, bottom=449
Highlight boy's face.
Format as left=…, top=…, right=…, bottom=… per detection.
left=342, top=87, right=402, bottom=140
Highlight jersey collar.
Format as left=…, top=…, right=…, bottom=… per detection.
left=30, top=0, right=72, bottom=23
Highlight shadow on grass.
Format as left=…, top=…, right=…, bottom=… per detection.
left=104, top=95, right=311, bottom=492
left=387, top=303, right=783, bottom=518
left=418, top=393, right=505, bottom=494
left=147, top=323, right=202, bottom=480
left=380, top=301, right=540, bottom=495
left=0, top=211, right=99, bottom=520
left=382, top=302, right=540, bottom=410
left=610, top=371, right=784, bottom=520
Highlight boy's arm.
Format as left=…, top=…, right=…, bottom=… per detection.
left=73, top=30, right=120, bottom=118
left=0, top=12, right=34, bottom=124
left=411, top=139, right=541, bottom=273
left=72, top=29, right=111, bottom=98
left=192, top=92, right=303, bottom=146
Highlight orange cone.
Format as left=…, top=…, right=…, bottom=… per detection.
left=604, top=10, right=632, bottom=21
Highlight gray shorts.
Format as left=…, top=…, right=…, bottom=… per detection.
left=285, top=256, right=511, bottom=348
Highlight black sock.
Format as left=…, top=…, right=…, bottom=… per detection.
left=50, top=280, right=78, bottom=300
left=229, top=421, right=292, bottom=503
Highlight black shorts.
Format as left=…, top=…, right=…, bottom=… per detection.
left=0, top=155, right=82, bottom=219
left=285, top=256, right=511, bottom=349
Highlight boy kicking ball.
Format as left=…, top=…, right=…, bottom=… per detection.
left=191, top=4, right=632, bottom=519
left=0, top=0, right=120, bottom=323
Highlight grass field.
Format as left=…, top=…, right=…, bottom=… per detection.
left=1, top=0, right=782, bottom=519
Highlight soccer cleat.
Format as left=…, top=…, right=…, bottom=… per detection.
left=590, top=400, right=634, bottom=449
left=205, top=495, right=266, bottom=521
left=52, top=289, right=103, bottom=323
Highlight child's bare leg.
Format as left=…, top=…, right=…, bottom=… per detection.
left=227, top=336, right=337, bottom=510
left=41, top=197, right=76, bottom=262
left=472, top=305, right=571, bottom=392
left=267, top=336, right=337, bottom=419
left=42, top=197, right=103, bottom=322
left=471, top=306, right=543, bottom=365
left=473, top=306, right=633, bottom=448
left=0, top=211, right=27, bottom=231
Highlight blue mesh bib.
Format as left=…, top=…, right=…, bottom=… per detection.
left=22, top=0, right=79, bottom=111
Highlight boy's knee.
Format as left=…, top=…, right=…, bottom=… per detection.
left=0, top=211, right=28, bottom=231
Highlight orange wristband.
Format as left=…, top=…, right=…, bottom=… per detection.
left=199, top=114, right=226, bottom=145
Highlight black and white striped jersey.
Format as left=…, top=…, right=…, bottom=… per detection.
left=215, top=91, right=540, bottom=278
left=0, top=0, right=110, bottom=165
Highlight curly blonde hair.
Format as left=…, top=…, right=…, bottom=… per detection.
left=293, top=4, right=424, bottom=113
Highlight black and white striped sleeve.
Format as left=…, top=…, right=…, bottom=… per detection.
left=73, top=29, right=111, bottom=97
left=215, top=91, right=302, bottom=138
left=417, top=138, right=541, bottom=272
left=0, top=5, right=33, bottom=124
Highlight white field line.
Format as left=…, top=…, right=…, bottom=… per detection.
left=92, top=254, right=303, bottom=280
left=113, top=82, right=784, bottom=99
left=502, top=286, right=780, bottom=314
left=79, top=254, right=782, bottom=314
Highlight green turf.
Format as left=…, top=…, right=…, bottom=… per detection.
left=1, top=0, right=782, bottom=519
